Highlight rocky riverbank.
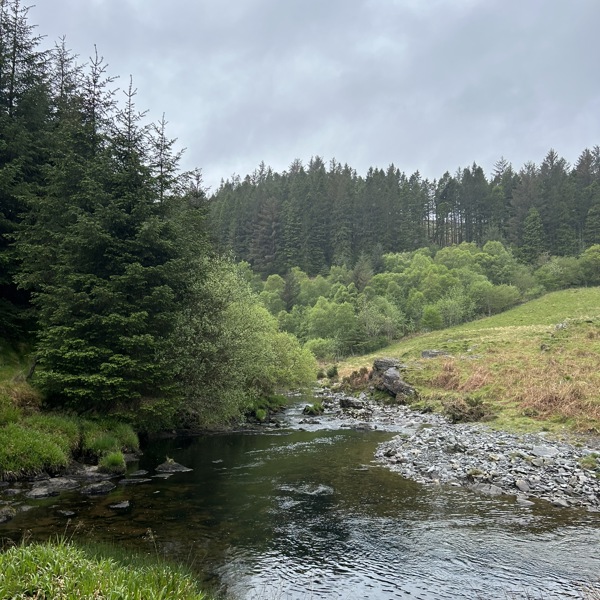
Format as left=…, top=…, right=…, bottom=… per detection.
left=311, top=387, right=600, bottom=512
left=0, top=459, right=193, bottom=525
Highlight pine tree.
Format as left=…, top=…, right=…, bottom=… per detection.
left=520, top=207, right=545, bottom=264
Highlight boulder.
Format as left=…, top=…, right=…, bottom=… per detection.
left=340, top=396, right=365, bottom=409
left=471, top=483, right=504, bottom=496
left=373, top=358, right=401, bottom=372
left=371, top=367, right=417, bottom=400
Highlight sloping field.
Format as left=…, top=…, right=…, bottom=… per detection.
left=340, top=288, right=600, bottom=433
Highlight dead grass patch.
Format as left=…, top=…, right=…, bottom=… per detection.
left=431, top=360, right=461, bottom=390
left=459, top=367, right=492, bottom=392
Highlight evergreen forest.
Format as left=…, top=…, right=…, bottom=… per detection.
left=0, top=1, right=315, bottom=430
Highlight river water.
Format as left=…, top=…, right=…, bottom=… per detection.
left=2, top=404, right=600, bottom=599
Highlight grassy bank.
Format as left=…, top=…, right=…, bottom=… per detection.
left=0, top=540, right=206, bottom=599
left=0, top=342, right=140, bottom=481
left=337, top=287, right=600, bottom=434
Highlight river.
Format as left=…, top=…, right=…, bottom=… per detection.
left=2, top=403, right=600, bottom=599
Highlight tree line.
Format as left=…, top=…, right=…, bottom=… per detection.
left=0, top=1, right=315, bottom=429
left=208, top=151, right=600, bottom=277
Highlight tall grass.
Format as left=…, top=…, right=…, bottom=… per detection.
left=0, top=540, right=207, bottom=599
left=0, top=423, right=69, bottom=480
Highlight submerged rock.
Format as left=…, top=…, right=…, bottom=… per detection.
left=118, top=478, right=152, bottom=486
left=81, top=481, right=116, bottom=495
left=156, top=460, right=192, bottom=473
left=0, top=506, right=16, bottom=523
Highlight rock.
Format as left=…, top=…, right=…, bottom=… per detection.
left=26, top=477, right=80, bottom=499
left=26, top=486, right=59, bottom=499
left=66, top=464, right=114, bottom=482
left=57, top=510, right=76, bottom=517
left=552, top=498, right=570, bottom=508
left=109, top=501, right=130, bottom=509
left=532, top=445, right=560, bottom=458
left=127, top=470, right=149, bottom=477
left=81, top=481, right=116, bottom=495
left=516, top=496, right=535, bottom=506
left=373, top=358, right=401, bottom=371
left=0, top=506, right=16, bottom=523
left=381, top=367, right=416, bottom=398
left=421, top=350, right=449, bottom=359
left=156, top=461, right=192, bottom=473
left=471, top=483, right=504, bottom=496
left=47, top=477, right=80, bottom=491
left=118, top=478, right=152, bottom=486
left=515, top=479, right=530, bottom=493
left=340, top=396, right=365, bottom=409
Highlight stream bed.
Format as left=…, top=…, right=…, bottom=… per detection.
left=1, top=403, right=600, bottom=599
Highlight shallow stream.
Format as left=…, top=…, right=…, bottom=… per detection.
left=2, top=403, right=600, bottom=599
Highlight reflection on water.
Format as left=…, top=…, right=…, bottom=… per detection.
left=2, top=426, right=600, bottom=599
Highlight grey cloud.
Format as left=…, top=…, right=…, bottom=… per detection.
left=29, top=0, right=600, bottom=189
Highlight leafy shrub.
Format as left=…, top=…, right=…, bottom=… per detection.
left=254, top=408, right=268, bottom=422
left=0, top=423, right=69, bottom=480
left=98, top=451, right=126, bottom=475
left=304, top=337, right=337, bottom=361
left=326, top=364, right=339, bottom=379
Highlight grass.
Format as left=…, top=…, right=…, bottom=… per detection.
left=81, top=419, right=139, bottom=459
left=338, top=288, right=600, bottom=434
left=98, top=451, right=127, bottom=475
left=0, top=540, right=207, bottom=600
left=0, top=423, right=69, bottom=480
left=0, top=340, right=141, bottom=479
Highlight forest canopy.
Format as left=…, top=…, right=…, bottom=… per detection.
left=208, top=151, right=600, bottom=277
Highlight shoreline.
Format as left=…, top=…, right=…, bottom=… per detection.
left=312, top=388, right=600, bottom=511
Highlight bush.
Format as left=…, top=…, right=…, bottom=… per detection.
left=0, top=423, right=69, bottom=480
left=304, top=337, right=337, bottom=361
left=326, top=364, right=339, bottom=379
left=254, top=408, right=267, bottom=422
left=442, top=396, right=489, bottom=423
left=98, top=451, right=126, bottom=475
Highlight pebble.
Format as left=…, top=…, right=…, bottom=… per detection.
left=316, top=387, right=600, bottom=511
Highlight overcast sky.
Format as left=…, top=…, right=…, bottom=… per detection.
left=29, top=0, right=600, bottom=193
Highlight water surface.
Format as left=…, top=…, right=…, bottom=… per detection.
left=2, top=414, right=599, bottom=599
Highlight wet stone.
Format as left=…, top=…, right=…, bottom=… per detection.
left=81, top=481, right=116, bottom=495
left=118, top=478, right=152, bottom=486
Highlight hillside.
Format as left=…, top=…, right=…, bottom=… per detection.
left=339, top=288, right=600, bottom=433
